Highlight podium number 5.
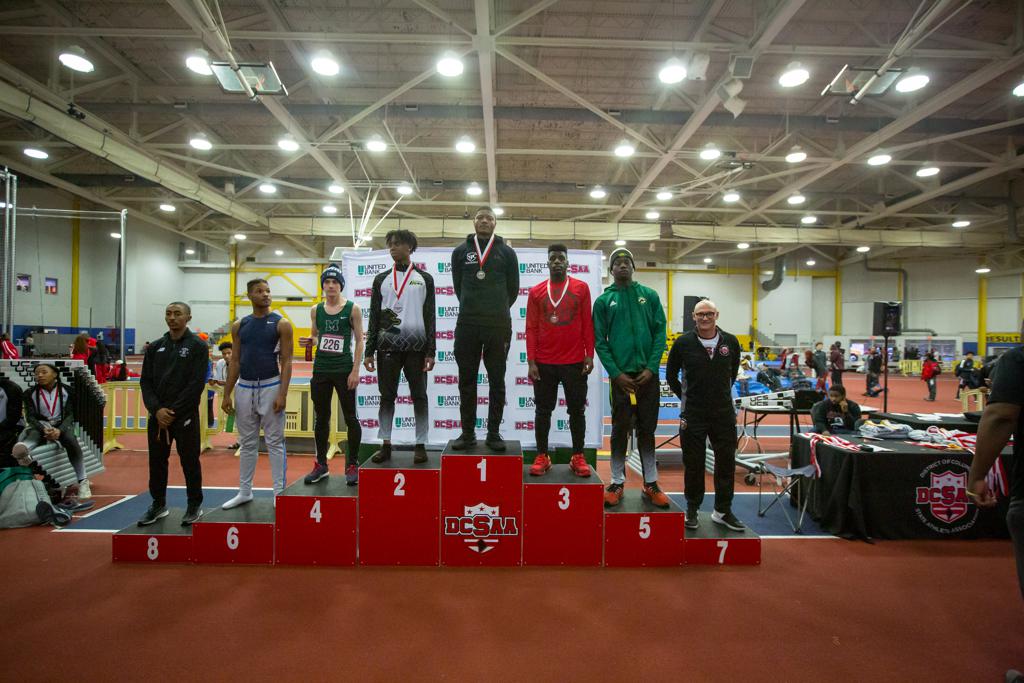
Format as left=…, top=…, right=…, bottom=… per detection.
left=717, top=540, right=729, bottom=564
left=310, top=499, right=322, bottom=523
left=558, top=487, right=570, bottom=510
left=146, top=537, right=159, bottom=560
left=227, top=526, right=239, bottom=550
left=393, top=472, right=406, bottom=496
left=638, top=516, right=651, bottom=539
left=477, top=458, right=486, bottom=482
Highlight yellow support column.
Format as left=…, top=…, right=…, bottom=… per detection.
left=751, top=262, right=759, bottom=336
left=666, top=271, right=673, bottom=333
left=71, top=198, right=80, bottom=326
left=228, top=243, right=238, bottom=323
left=978, top=275, right=988, bottom=357
left=834, top=268, right=843, bottom=335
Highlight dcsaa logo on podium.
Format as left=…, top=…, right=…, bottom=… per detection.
left=914, top=460, right=977, bottom=533
left=444, top=502, right=519, bottom=554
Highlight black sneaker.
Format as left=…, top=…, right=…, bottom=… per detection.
left=685, top=505, right=699, bottom=529
left=485, top=433, right=506, bottom=451
left=451, top=433, right=477, bottom=450
left=304, top=462, right=329, bottom=484
left=35, top=500, right=71, bottom=527
left=711, top=510, right=747, bottom=532
left=181, top=504, right=203, bottom=526
left=371, top=444, right=392, bottom=464
left=413, top=444, right=428, bottom=464
left=137, top=503, right=169, bottom=527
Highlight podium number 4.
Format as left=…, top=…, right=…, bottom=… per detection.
left=393, top=472, right=406, bottom=497
left=477, top=458, right=486, bottom=482
left=147, top=537, right=159, bottom=560
left=717, top=540, right=729, bottom=564
left=638, top=516, right=651, bottom=539
left=310, top=499, right=322, bottom=523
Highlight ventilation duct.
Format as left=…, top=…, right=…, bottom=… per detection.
left=760, top=256, right=786, bottom=291
left=862, top=259, right=937, bottom=336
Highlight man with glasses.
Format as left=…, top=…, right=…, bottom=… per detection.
left=666, top=298, right=745, bottom=531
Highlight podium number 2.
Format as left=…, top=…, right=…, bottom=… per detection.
left=638, top=516, right=651, bottom=539
left=477, top=458, right=486, bottom=482
left=557, top=487, right=570, bottom=510
left=310, top=499, right=322, bottom=523
left=227, top=526, right=239, bottom=550
left=146, top=537, right=159, bottom=560
left=393, top=472, right=406, bottom=496
left=717, top=540, right=729, bottom=564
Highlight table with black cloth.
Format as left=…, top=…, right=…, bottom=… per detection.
left=872, top=412, right=979, bottom=433
left=790, top=434, right=1010, bottom=540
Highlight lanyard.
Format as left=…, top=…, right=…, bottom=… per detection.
left=38, top=386, right=60, bottom=419
left=393, top=264, right=414, bottom=300
left=547, top=278, right=569, bottom=311
left=473, top=232, right=496, bottom=270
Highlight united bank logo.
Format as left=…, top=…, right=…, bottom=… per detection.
left=518, top=396, right=535, bottom=409
left=358, top=395, right=381, bottom=407
left=358, top=263, right=390, bottom=276
left=518, top=307, right=527, bottom=319
left=519, top=263, right=547, bottom=275
left=477, top=373, right=489, bottom=385
left=394, top=416, right=417, bottom=429
left=444, top=502, right=519, bottom=554
left=438, top=305, right=460, bottom=318
left=437, top=350, right=457, bottom=363
left=518, top=352, right=528, bottom=364
left=437, top=395, right=460, bottom=408
left=437, top=263, right=453, bottom=273
left=915, top=460, right=978, bottom=533
left=555, top=419, right=570, bottom=431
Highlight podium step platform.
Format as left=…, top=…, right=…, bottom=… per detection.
left=441, top=439, right=523, bottom=567
left=112, top=509, right=193, bottom=563
left=359, top=448, right=440, bottom=566
left=522, top=465, right=604, bottom=566
left=276, top=476, right=358, bottom=566
left=685, top=516, right=761, bottom=566
left=604, top=490, right=686, bottom=567
left=193, top=499, right=276, bottom=565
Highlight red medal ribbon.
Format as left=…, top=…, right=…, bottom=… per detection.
left=393, top=264, right=414, bottom=300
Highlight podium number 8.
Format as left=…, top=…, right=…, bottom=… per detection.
left=477, top=458, right=486, bottom=482
left=558, top=487, right=570, bottom=510
left=146, top=537, right=159, bottom=560
left=639, top=516, right=651, bottom=539
left=717, top=540, right=728, bottom=564
left=394, top=472, right=406, bottom=496
left=227, top=526, right=239, bottom=550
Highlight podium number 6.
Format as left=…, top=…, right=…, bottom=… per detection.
left=146, top=537, right=159, bottom=560
left=394, top=472, right=406, bottom=496
left=557, top=487, right=570, bottom=510
left=310, top=499, right=322, bottom=523
left=477, top=458, right=486, bottom=482
left=638, top=516, right=651, bottom=539
left=227, top=526, right=239, bottom=550
left=717, top=540, right=729, bottom=564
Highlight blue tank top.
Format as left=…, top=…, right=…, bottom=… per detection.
left=238, top=312, right=282, bottom=381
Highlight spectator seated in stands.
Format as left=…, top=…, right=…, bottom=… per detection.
left=11, top=363, right=93, bottom=512
left=0, top=374, right=70, bottom=528
left=811, top=385, right=864, bottom=435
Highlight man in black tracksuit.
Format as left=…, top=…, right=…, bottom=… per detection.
left=450, top=206, right=520, bottom=451
left=665, top=298, right=745, bottom=532
left=137, top=302, right=210, bottom=527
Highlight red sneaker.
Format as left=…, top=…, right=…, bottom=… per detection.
left=529, top=453, right=552, bottom=476
left=569, top=453, right=591, bottom=477
left=642, top=482, right=670, bottom=509
left=604, top=483, right=624, bottom=508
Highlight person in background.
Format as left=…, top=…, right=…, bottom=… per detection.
left=812, top=341, right=828, bottom=391
left=0, top=375, right=23, bottom=463
left=779, top=347, right=791, bottom=371
left=87, top=338, right=111, bottom=383
left=921, top=351, right=941, bottom=402
left=70, top=334, right=89, bottom=362
left=811, top=385, right=863, bottom=435
left=210, top=341, right=237, bottom=449
left=1, top=333, right=19, bottom=360
left=829, top=342, right=845, bottom=387
left=955, top=351, right=977, bottom=399
left=22, top=332, right=34, bottom=358
left=864, top=346, right=884, bottom=398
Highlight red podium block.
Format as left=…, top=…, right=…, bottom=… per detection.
left=441, top=440, right=523, bottom=567
left=685, top=517, right=761, bottom=566
left=522, top=465, right=604, bottom=566
left=112, top=509, right=193, bottom=563
left=604, top=491, right=686, bottom=567
left=359, top=449, right=440, bottom=566
left=276, top=476, right=358, bottom=566
left=193, top=499, right=276, bottom=565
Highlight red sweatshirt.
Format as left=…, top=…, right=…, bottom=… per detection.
left=525, top=276, right=594, bottom=365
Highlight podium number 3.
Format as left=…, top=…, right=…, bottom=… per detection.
left=717, top=540, right=729, bottom=564
left=558, top=487, right=570, bottom=510
left=477, top=458, right=486, bottom=482
left=310, top=499, right=322, bottom=523
left=393, top=472, right=406, bottom=496
left=227, top=526, right=239, bottom=550
left=146, top=537, right=159, bottom=560
left=638, top=516, right=651, bottom=539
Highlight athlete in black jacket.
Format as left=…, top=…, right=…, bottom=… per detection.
left=137, top=302, right=210, bottom=526
left=450, top=207, right=520, bottom=451
left=665, top=299, right=745, bottom=532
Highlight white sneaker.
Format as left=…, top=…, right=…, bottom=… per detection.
left=221, top=492, right=253, bottom=510
left=77, top=479, right=92, bottom=499
left=12, top=442, right=31, bottom=466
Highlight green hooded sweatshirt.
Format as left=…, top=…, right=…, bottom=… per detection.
left=593, top=280, right=667, bottom=379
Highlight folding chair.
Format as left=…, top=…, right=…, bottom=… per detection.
left=757, top=461, right=817, bottom=533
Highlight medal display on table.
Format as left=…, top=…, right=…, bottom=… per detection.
left=474, top=232, right=496, bottom=281
left=547, top=277, right=568, bottom=324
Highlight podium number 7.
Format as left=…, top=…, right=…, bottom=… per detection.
left=477, top=458, right=486, bottom=482
left=717, top=540, right=729, bottom=564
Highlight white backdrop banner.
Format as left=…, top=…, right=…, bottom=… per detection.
left=342, top=247, right=606, bottom=449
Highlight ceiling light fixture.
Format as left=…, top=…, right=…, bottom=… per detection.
left=722, top=190, right=741, bottom=203
left=322, top=204, right=338, bottom=214
left=614, top=140, right=635, bottom=157
left=916, top=165, right=940, bottom=177
left=895, top=69, right=929, bottom=93
left=856, top=245, right=871, bottom=253
left=975, top=266, right=991, bottom=274
left=185, top=49, right=213, bottom=75
left=159, top=203, right=176, bottom=212
left=396, top=184, right=413, bottom=196
left=110, top=232, right=122, bottom=239
left=867, top=153, right=892, bottom=166
left=185, top=248, right=196, bottom=255
left=466, top=182, right=483, bottom=196
left=436, top=51, right=464, bottom=77
left=952, top=219, right=971, bottom=228
left=801, top=215, right=818, bottom=224
left=787, top=192, right=806, bottom=205
left=277, top=134, right=300, bottom=152
left=785, top=146, right=807, bottom=163
left=23, top=148, right=48, bottom=160
left=699, top=143, right=721, bottom=160
left=778, top=61, right=809, bottom=88
left=658, top=56, right=687, bottom=84
left=310, top=51, right=340, bottom=76
left=703, top=257, right=713, bottom=263
left=455, top=136, right=476, bottom=154
left=274, top=249, right=284, bottom=256
left=737, top=242, right=750, bottom=250
left=806, top=259, right=816, bottom=266
left=590, top=186, right=607, bottom=199
left=258, top=182, right=277, bottom=194
left=328, top=183, right=344, bottom=194
left=1014, top=81, right=1024, bottom=97
left=645, top=210, right=660, bottom=220
left=189, top=133, right=212, bottom=151
left=58, top=45, right=94, bottom=73
left=365, top=135, right=387, bottom=153
left=614, top=239, right=626, bottom=246
left=233, top=233, right=247, bottom=241
left=493, top=207, right=505, bottom=216
left=656, top=190, right=673, bottom=201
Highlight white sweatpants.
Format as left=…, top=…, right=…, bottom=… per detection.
left=235, top=378, right=287, bottom=495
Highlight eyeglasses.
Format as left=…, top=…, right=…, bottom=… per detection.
left=694, top=311, right=717, bottom=318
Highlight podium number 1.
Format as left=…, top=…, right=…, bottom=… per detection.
left=393, top=472, right=406, bottom=496
left=717, top=540, right=729, bottom=564
left=227, top=526, right=239, bottom=550
left=147, top=537, right=159, bottom=560
left=310, top=499, right=322, bottom=523
left=558, top=487, right=570, bottom=510
left=638, top=516, right=651, bottom=539
left=477, top=458, right=486, bottom=482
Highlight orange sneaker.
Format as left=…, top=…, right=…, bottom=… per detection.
left=642, top=481, right=670, bottom=509
left=529, top=453, right=552, bottom=476
left=604, top=483, right=624, bottom=508
left=569, top=453, right=591, bottom=477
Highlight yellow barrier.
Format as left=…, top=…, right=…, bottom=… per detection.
left=899, top=360, right=923, bottom=376
left=101, top=381, right=349, bottom=459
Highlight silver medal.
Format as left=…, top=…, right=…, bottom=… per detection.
left=550, top=314, right=558, bottom=323
left=476, top=270, right=486, bottom=280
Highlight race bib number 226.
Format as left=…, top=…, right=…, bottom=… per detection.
left=319, top=335, right=345, bottom=353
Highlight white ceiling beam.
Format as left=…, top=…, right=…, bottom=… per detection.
left=756, top=244, right=804, bottom=263
left=672, top=241, right=708, bottom=261
left=885, top=116, right=1024, bottom=155
left=494, top=0, right=561, bottom=37
left=805, top=245, right=837, bottom=262
left=840, top=247, right=906, bottom=266
left=410, top=0, right=474, bottom=36
left=474, top=0, right=499, bottom=204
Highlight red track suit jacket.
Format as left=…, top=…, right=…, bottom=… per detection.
left=525, top=276, right=594, bottom=365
